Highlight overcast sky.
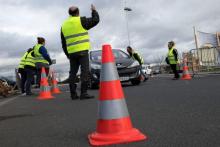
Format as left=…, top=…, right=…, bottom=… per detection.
left=0, top=0, right=220, bottom=76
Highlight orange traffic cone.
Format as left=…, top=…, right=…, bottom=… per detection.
left=38, top=67, right=54, bottom=100
left=51, top=71, right=61, bottom=94
left=88, top=45, right=147, bottom=146
left=181, top=60, right=192, bottom=80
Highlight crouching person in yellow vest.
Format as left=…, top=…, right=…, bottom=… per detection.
left=127, top=46, right=148, bottom=82
left=24, top=49, right=36, bottom=95
left=166, top=41, right=180, bottom=80
left=61, top=4, right=99, bottom=100
left=34, top=37, right=53, bottom=87
left=18, top=48, right=33, bottom=95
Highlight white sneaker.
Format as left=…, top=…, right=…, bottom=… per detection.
left=21, top=93, right=26, bottom=96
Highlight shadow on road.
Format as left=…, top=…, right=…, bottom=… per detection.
left=0, top=114, right=34, bottom=122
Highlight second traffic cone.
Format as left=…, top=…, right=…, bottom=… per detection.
left=51, top=71, right=61, bottom=94
left=88, top=44, right=147, bottom=146
left=38, top=67, right=54, bottom=100
left=181, top=60, right=192, bottom=80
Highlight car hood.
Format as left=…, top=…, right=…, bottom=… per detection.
left=91, top=58, right=134, bottom=68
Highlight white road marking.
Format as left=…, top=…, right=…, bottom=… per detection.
left=0, top=95, right=20, bottom=107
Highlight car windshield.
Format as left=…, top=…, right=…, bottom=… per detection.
left=90, top=49, right=129, bottom=61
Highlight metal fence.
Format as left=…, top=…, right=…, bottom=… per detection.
left=185, top=47, right=220, bottom=74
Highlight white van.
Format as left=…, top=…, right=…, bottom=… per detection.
left=141, top=64, right=152, bottom=76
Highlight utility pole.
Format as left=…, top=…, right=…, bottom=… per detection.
left=124, top=0, right=132, bottom=46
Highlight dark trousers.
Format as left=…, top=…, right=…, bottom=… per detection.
left=69, top=50, right=89, bottom=96
left=36, top=67, right=49, bottom=86
left=25, top=68, right=35, bottom=94
left=18, top=68, right=27, bottom=93
left=170, top=64, right=180, bottom=78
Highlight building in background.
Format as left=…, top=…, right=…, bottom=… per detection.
left=193, top=28, right=220, bottom=66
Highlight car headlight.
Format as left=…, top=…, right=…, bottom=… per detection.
left=90, top=63, right=101, bottom=69
left=128, top=61, right=139, bottom=68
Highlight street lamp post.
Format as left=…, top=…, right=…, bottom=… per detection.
left=124, top=7, right=132, bottom=46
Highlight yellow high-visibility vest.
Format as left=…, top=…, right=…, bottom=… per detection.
left=132, top=52, right=144, bottom=65
left=61, top=16, right=91, bottom=54
left=168, top=48, right=177, bottom=64
left=34, top=44, right=49, bottom=64
left=18, top=51, right=28, bottom=69
left=24, top=50, right=36, bottom=67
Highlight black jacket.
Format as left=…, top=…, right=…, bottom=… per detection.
left=61, top=10, right=100, bottom=58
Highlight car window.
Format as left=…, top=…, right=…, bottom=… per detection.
left=90, top=51, right=102, bottom=61
left=90, top=49, right=129, bottom=61
left=113, top=50, right=129, bottom=59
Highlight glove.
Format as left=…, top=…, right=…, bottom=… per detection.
left=49, top=61, right=53, bottom=65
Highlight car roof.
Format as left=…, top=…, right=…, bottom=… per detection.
left=90, top=48, right=125, bottom=52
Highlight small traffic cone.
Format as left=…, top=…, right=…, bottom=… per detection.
left=181, top=60, right=192, bottom=80
left=38, top=67, right=54, bottom=100
left=51, top=71, right=61, bottom=94
left=88, top=44, right=147, bottom=146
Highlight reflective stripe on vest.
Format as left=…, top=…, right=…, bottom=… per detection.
left=61, top=16, right=91, bottom=54
left=25, top=50, right=36, bottom=67
left=18, top=51, right=28, bottom=69
left=34, top=44, right=49, bottom=64
left=168, top=48, right=177, bottom=64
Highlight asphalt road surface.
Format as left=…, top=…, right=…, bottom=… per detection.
left=0, top=75, right=220, bottom=147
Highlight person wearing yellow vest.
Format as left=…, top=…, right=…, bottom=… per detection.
left=166, top=41, right=180, bottom=80
left=18, top=48, right=33, bottom=94
left=33, top=37, right=52, bottom=87
left=127, top=46, right=148, bottom=82
left=61, top=4, right=99, bottom=100
left=24, top=49, right=36, bottom=95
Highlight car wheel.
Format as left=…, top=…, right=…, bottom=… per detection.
left=131, top=79, right=141, bottom=85
left=88, top=75, right=99, bottom=89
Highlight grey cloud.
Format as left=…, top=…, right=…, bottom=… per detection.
left=1, top=0, right=220, bottom=76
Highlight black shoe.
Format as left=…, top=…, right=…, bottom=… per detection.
left=34, top=85, right=40, bottom=88
left=26, top=92, right=34, bottom=96
left=71, top=93, right=79, bottom=100
left=172, top=77, right=179, bottom=80
left=143, top=77, right=149, bottom=82
left=80, top=93, right=94, bottom=100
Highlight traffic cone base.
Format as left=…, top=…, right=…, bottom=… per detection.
left=38, top=92, right=54, bottom=100
left=51, top=88, right=61, bottom=94
left=181, top=75, right=192, bottom=80
left=97, top=117, right=132, bottom=133
left=38, top=86, right=54, bottom=100
left=88, top=128, right=147, bottom=146
left=51, top=82, right=61, bottom=94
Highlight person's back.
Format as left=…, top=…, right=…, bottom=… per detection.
left=61, top=5, right=99, bottom=58
left=18, top=48, right=33, bottom=94
left=61, top=4, right=99, bottom=100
